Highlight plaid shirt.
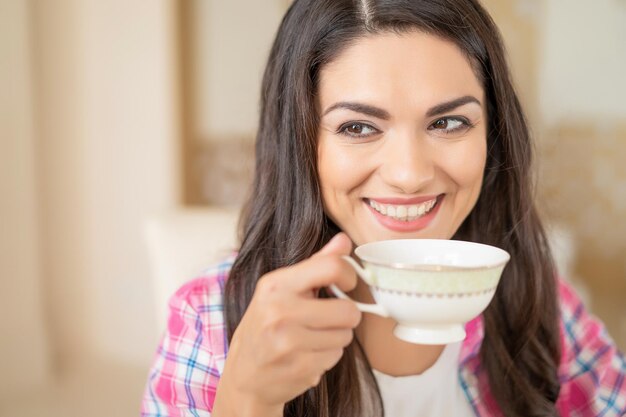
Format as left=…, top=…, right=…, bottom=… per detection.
left=142, top=257, right=626, bottom=416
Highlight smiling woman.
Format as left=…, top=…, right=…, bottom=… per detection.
left=317, top=32, right=487, bottom=243
left=141, top=1, right=626, bottom=416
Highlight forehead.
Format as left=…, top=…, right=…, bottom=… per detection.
left=317, top=31, right=484, bottom=109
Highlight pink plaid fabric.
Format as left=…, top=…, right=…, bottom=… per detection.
left=141, top=257, right=626, bottom=416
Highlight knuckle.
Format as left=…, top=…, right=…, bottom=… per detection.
left=256, top=275, right=279, bottom=296
left=273, top=333, right=296, bottom=359
left=338, top=300, right=362, bottom=326
left=267, top=320, right=286, bottom=339
left=262, top=304, right=289, bottom=335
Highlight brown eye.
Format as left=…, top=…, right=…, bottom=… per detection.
left=428, top=117, right=468, bottom=134
left=338, top=122, right=378, bottom=138
left=433, top=119, right=449, bottom=129
left=346, top=123, right=365, bottom=135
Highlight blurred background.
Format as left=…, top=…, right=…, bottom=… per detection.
left=1, top=0, right=624, bottom=416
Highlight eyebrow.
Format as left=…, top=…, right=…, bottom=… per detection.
left=322, top=102, right=390, bottom=119
left=425, top=95, right=481, bottom=117
left=322, top=95, right=481, bottom=119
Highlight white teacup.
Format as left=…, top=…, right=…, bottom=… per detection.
left=330, top=239, right=510, bottom=345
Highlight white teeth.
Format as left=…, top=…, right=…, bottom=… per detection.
left=368, top=198, right=438, bottom=222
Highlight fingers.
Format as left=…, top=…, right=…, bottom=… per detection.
left=276, top=254, right=358, bottom=294
left=303, top=329, right=354, bottom=352
left=270, top=326, right=353, bottom=355
left=257, top=232, right=358, bottom=297
left=291, top=298, right=361, bottom=330
left=224, top=233, right=360, bottom=408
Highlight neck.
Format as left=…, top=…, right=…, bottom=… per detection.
left=351, top=280, right=445, bottom=376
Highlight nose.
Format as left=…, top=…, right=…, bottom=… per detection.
left=378, top=131, right=435, bottom=194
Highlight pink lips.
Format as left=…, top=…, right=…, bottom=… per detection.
left=366, top=194, right=443, bottom=232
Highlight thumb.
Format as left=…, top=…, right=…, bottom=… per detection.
left=316, top=232, right=353, bottom=257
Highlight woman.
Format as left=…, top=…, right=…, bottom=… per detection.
left=142, top=0, right=626, bottom=416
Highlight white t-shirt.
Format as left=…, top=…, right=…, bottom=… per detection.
left=371, top=342, right=475, bottom=417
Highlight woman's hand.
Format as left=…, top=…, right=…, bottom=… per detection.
left=212, top=233, right=361, bottom=417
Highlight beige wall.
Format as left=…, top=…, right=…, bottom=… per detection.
left=538, top=0, right=626, bottom=122
left=191, top=0, right=287, bottom=140
left=80, top=0, right=181, bottom=364
left=481, top=0, right=540, bottom=124
left=32, top=0, right=92, bottom=364
left=0, top=1, right=182, bottom=396
left=0, top=0, right=50, bottom=398
left=31, top=0, right=182, bottom=365
left=183, top=0, right=288, bottom=204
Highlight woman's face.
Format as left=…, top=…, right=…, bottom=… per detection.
left=317, top=31, right=488, bottom=246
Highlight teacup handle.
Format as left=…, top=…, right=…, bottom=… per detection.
left=328, top=256, right=390, bottom=318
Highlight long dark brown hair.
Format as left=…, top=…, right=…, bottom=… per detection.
left=224, top=0, right=561, bottom=415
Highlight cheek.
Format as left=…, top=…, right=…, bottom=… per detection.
left=441, top=139, right=487, bottom=191
left=318, top=142, right=365, bottom=194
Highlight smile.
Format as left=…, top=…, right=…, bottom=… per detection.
left=367, top=197, right=438, bottom=222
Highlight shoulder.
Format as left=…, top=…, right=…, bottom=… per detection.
left=557, top=277, right=616, bottom=366
left=556, top=278, right=626, bottom=415
left=557, top=278, right=612, bottom=355
left=141, top=256, right=236, bottom=415
left=166, top=255, right=236, bottom=357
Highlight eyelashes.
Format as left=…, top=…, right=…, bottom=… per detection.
left=428, top=116, right=474, bottom=133
left=336, top=116, right=475, bottom=139
left=336, top=121, right=380, bottom=138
